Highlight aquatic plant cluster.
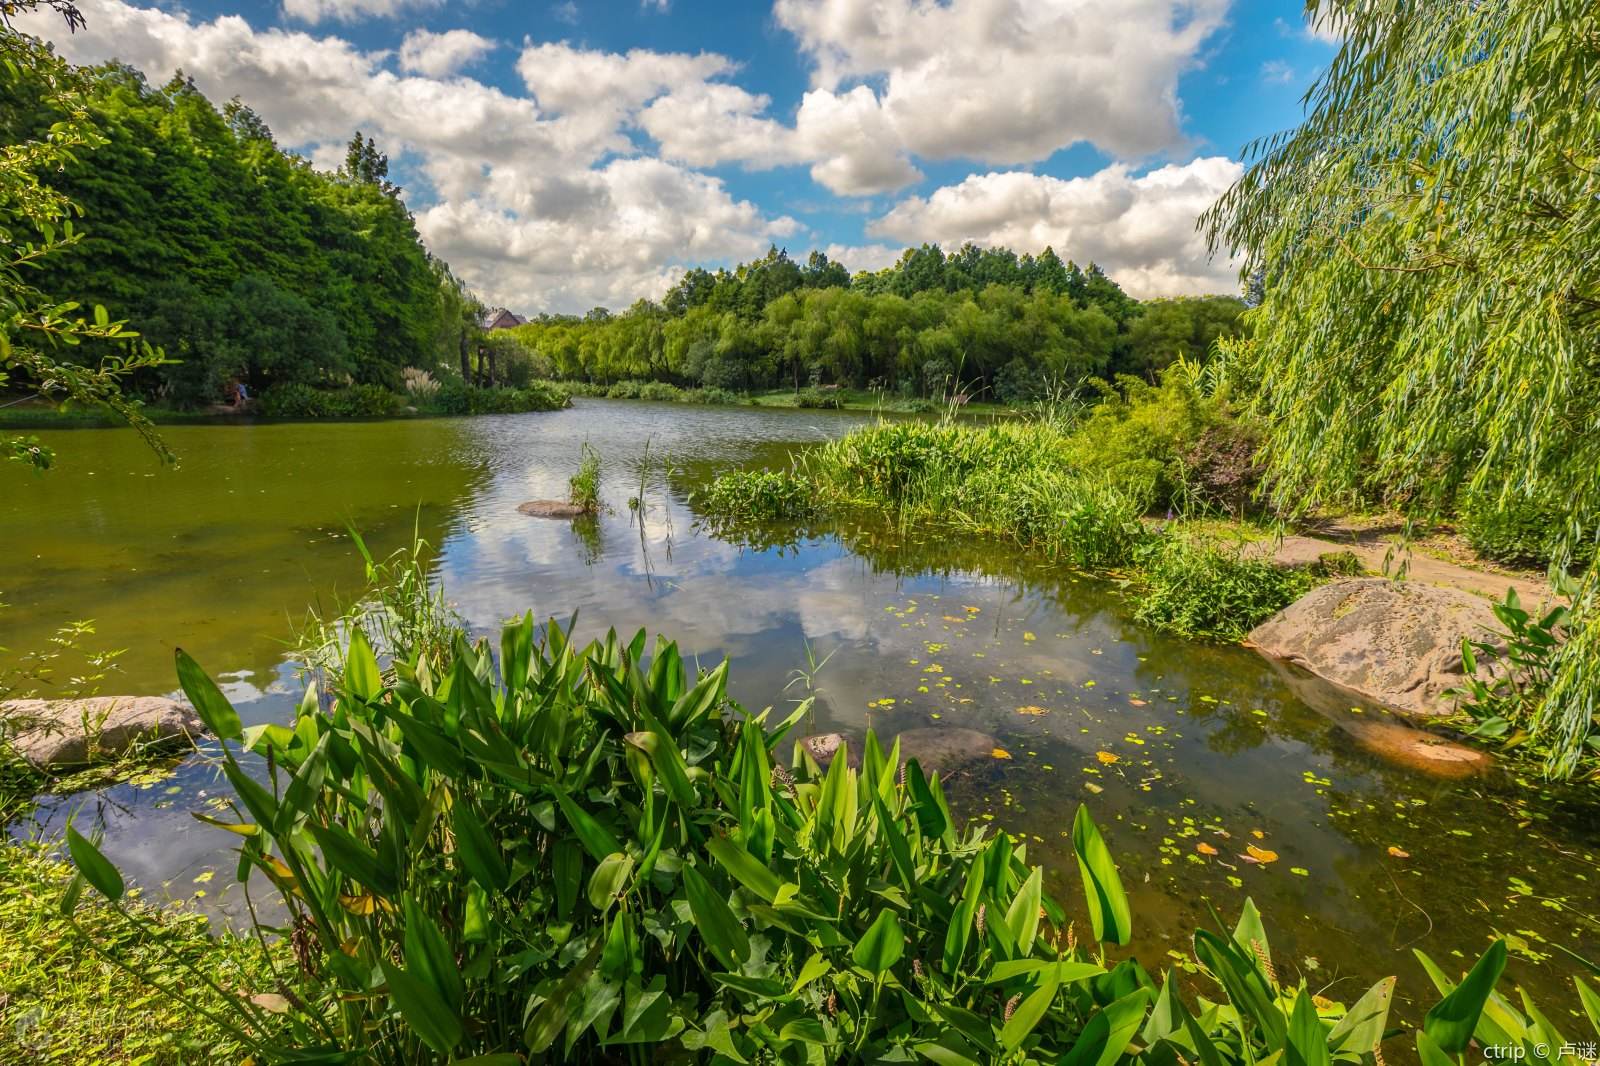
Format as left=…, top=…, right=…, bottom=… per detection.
left=57, top=586, right=1599, bottom=1064
left=697, top=372, right=1299, bottom=642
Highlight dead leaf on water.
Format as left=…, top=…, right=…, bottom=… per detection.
left=991, top=748, right=1013, bottom=760
left=1016, top=705, right=1048, bottom=716
left=1243, top=844, right=1279, bottom=864
left=1387, top=846, right=1410, bottom=859
left=1129, top=698, right=1148, bottom=707
left=1096, top=750, right=1119, bottom=765
left=1196, top=842, right=1218, bottom=856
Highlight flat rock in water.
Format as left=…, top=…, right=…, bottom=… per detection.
left=2, top=696, right=205, bottom=770
left=1249, top=578, right=1500, bottom=717
left=517, top=499, right=588, bottom=518
left=797, top=727, right=999, bottom=775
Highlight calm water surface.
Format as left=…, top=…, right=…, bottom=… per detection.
left=3, top=398, right=1596, bottom=1025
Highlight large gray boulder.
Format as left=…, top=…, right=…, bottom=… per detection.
left=1248, top=578, right=1500, bottom=717
left=2, top=696, right=204, bottom=770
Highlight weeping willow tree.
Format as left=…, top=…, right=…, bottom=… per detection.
left=1203, top=0, right=1599, bottom=775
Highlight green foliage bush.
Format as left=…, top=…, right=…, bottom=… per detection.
left=431, top=381, right=569, bottom=415
left=693, top=469, right=819, bottom=523
left=795, top=386, right=844, bottom=409
left=1064, top=370, right=1242, bottom=511
left=256, top=383, right=404, bottom=419
left=1459, top=493, right=1595, bottom=570
left=1131, top=539, right=1315, bottom=641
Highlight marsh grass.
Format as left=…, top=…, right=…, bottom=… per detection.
left=568, top=442, right=602, bottom=513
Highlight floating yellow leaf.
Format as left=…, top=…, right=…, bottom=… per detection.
left=1023, top=631, right=1036, bottom=642
left=1016, top=705, right=1048, bottom=716
left=1387, top=846, right=1410, bottom=859
left=1196, top=842, right=1218, bottom=856
left=1250, top=829, right=1265, bottom=840
left=1095, top=750, right=1119, bottom=765
left=1244, top=844, right=1279, bottom=864
left=991, top=748, right=1012, bottom=760
left=1129, top=698, right=1148, bottom=707
left=964, top=606, right=980, bottom=613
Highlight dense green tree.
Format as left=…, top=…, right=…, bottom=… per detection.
left=1, top=6, right=169, bottom=469
left=3, top=49, right=455, bottom=406
left=1203, top=0, right=1599, bottom=774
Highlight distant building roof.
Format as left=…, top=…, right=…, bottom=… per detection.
left=481, top=307, right=526, bottom=330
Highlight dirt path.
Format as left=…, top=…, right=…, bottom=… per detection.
left=1248, top=524, right=1552, bottom=606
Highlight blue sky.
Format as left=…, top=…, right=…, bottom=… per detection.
left=33, top=0, right=1338, bottom=313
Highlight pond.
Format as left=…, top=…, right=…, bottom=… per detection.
left=3, top=398, right=1596, bottom=1025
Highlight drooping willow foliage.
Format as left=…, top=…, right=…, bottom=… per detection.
left=1203, top=0, right=1600, bottom=775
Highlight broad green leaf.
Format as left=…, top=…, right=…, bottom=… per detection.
left=452, top=803, right=509, bottom=892
left=1328, top=976, right=1396, bottom=1057
left=1004, top=866, right=1043, bottom=953
left=706, top=835, right=782, bottom=903
left=853, top=909, right=905, bottom=974
left=307, top=821, right=397, bottom=898
left=344, top=626, right=382, bottom=702
left=380, top=958, right=462, bottom=1054
left=1060, top=988, right=1151, bottom=1066
left=942, top=850, right=986, bottom=974
left=1576, top=977, right=1600, bottom=1037
left=624, top=727, right=697, bottom=810
left=1286, top=988, right=1332, bottom=1066
left=588, top=852, right=635, bottom=911
left=791, top=953, right=831, bottom=994
left=1415, top=1030, right=1456, bottom=1066
left=999, top=965, right=1063, bottom=1052
left=550, top=783, right=623, bottom=862
left=682, top=862, right=749, bottom=968
left=403, top=896, right=464, bottom=1014
left=175, top=648, right=242, bottom=741
left=1423, top=939, right=1507, bottom=1055
left=1072, top=805, right=1131, bottom=945
left=525, top=938, right=603, bottom=1053
left=65, top=824, right=123, bottom=901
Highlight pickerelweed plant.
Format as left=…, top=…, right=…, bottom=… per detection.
left=55, top=556, right=1600, bottom=1062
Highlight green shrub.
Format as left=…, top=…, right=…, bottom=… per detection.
left=1065, top=369, right=1245, bottom=510
left=1131, top=539, right=1315, bottom=641
left=256, top=382, right=331, bottom=419
left=638, top=380, right=686, bottom=402
left=694, top=386, right=741, bottom=405
left=795, top=385, right=843, bottom=408
left=1459, top=492, right=1595, bottom=569
left=431, top=381, right=569, bottom=415
left=604, top=379, right=646, bottom=399
left=694, top=469, right=819, bottom=523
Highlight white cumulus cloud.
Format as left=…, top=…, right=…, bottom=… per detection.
left=398, top=28, right=496, bottom=77
left=281, top=0, right=443, bottom=25
left=869, top=158, right=1245, bottom=297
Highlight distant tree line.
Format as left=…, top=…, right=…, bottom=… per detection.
left=0, top=58, right=476, bottom=408
left=508, top=246, right=1246, bottom=403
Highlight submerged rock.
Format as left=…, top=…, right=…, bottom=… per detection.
left=517, top=499, right=589, bottom=518
left=2, top=696, right=204, bottom=770
left=796, top=727, right=999, bottom=775
left=1248, top=578, right=1500, bottom=717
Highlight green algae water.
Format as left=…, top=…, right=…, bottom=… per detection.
left=3, top=399, right=1597, bottom=1024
